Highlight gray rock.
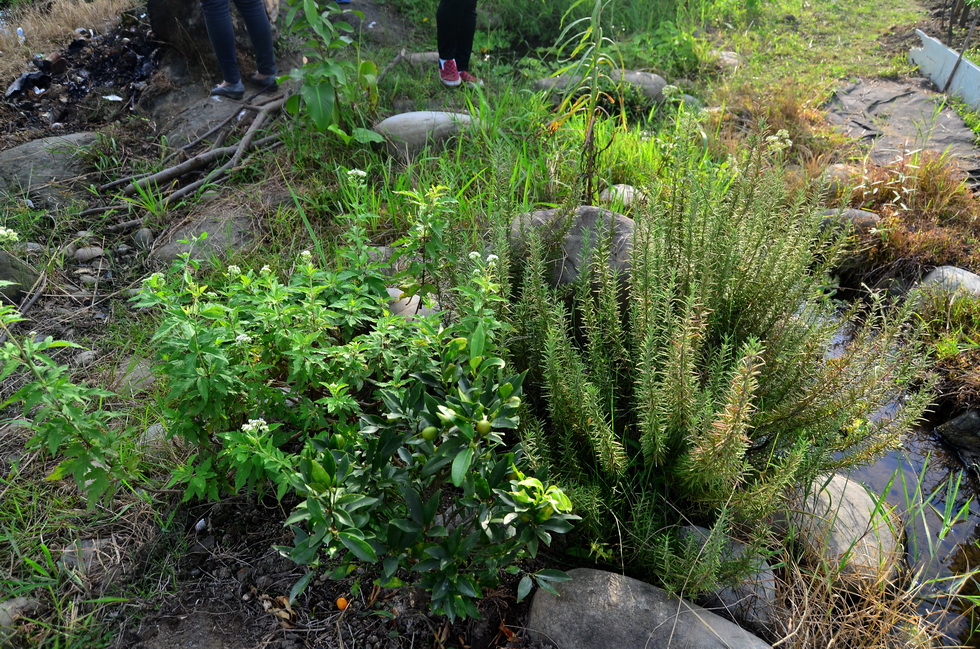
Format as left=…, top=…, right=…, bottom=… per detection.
left=386, top=287, right=439, bottom=321
left=528, top=568, right=771, bottom=649
left=113, top=357, right=157, bottom=397
left=917, top=266, right=980, bottom=300
left=822, top=163, right=859, bottom=197
left=936, top=411, right=980, bottom=452
left=131, top=228, right=155, bottom=249
left=820, top=208, right=881, bottom=235
left=711, top=50, right=742, bottom=70
left=150, top=200, right=253, bottom=264
left=74, top=246, right=104, bottom=263
left=0, top=597, right=39, bottom=641
left=60, top=538, right=112, bottom=574
left=0, top=132, right=97, bottom=207
left=372, top=111, right=477, bottom=158
left=510, top=205, right=634, bottom=287
left=790, top=474, right=900, bottom=583
left=599, top=184, right=647, bottom=210
left=679, top=526, right=777, bottom=637
left=79, top=275, right=99, bottom=286
left=24, top=242, right=43, bottom=253
left=73, top=350, right=98, bottom=368
left=534, top=69, right=668, bottom=102
left=153, top=94, right=245, bottom=149
left=0, top=250, right=40, bottom=304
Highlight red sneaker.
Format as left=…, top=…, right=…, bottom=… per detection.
left=439, top=59, right=461, bottom=87
left=459, top=71, right=483, bottom=87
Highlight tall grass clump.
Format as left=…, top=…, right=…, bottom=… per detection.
left=508, top=124, right=935, bottom=592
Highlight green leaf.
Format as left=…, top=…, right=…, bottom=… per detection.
left=289, top=571, right=315, bottom=605
left=534, top=569, right=571, bottom=583
left=451, top=447, right=473, bottom=487
left=516, top=575, right=533, bottom=602
left=302, top=81, right=338, bottom=131
left=470, top=321, right=485, bottom=361
left=339, top=531, right=378, bottom=562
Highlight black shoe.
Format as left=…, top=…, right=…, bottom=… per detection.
left=250, top=73, right=279, bottom=93
left=210, top=81, right=244, bottom=100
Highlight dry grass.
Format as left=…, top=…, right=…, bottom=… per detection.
left=773, top=554, right=950, bottom=649
left=0, top=0, right=133, bottom=85
left=846, top=151, right=980, bottom=273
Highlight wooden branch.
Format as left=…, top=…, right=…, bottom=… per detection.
left=377, top=49, right=406, bottom=85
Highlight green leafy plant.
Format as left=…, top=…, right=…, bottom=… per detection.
left=282, top=0, right=383, bottom=143
left=510, top=127, right=935, bottom=593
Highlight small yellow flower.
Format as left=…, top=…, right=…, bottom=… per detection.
left=422, top=17, right=428, bottom=22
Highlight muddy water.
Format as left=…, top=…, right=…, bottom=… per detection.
left=849, top=426, right=980, bottom=645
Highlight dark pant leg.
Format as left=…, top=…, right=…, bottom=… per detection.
left=200, top=0, right=241, bottom=84
left=437, top=0, right=478, bottom=71
left=231, top=0, right=277, bottom=75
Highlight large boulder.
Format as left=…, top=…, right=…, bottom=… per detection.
left=372, top=111, right=477, bottom=158
left=528, top=568, right=772, bottom=649
left=789, top=474, right=900, bottom=583
left=0, top=132, right=97, bottom=208
left=509, top=205, right=633, bottom=287
left=936, top=411, right=980, bottom=463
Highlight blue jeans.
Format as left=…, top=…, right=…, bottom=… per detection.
left=200, top=0, right=277, bottom=84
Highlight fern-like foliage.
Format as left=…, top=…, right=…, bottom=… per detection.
left=508, top=124, right=934, bottom=591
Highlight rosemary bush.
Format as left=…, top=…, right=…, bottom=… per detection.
left=510, top=127, right=934, bottom=590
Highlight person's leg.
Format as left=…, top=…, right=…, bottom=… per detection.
left=436, top=0, right=461, bottom=62
left=200, top=0, right=241, bottom=84
left=454, top=0, right=478, bottom=73
left=230, top=0, right=277, bottom=76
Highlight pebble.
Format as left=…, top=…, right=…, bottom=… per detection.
left=74, top=246, right=104, bottom=263
left=79, top=275, right=98, bottom=286
left=114, top=244, right=131, bottom=254
left=74, top=350, right=97, bottom=367
left=25, top=242, right=43, bottom=253
left=131, top=228, right=154, bottom=248
left=76, top=230, right=95, bottom=239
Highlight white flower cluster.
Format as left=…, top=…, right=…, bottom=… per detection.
left=226, top=265, right=241, bottom=277
left=235, top=333, right=253, bottom=344
left=299, top=250, right=312, bottom=262
left=766, top=129, right=792, bottom=154
left=468, top=251, right=481, bottom=261
left=347, top=169, right=367, bottom=179
left=661, top=84, right=680, bottom=99
left=0, top=227, right=20, bottom=243
left=143, top=272, right=165, bottom=287
left=241, top=418, right=270, bottom=434
left=260, top=265, right=272, bottom=275
left=486, top=254, right=499, bottom=266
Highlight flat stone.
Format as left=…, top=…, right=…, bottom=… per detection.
left=534, top=69, right=668, bottom=102
left=150, top=200, right=253, bottom=264
left=510, top=205, right=634, bottom=287
left=74, top=246, right=104, bottom=263
left=790, top=474, right=900, bottom=583
left=0, top=597, right=39, bottom=640
left=372, top=111, right=477, bottom=158
left=0, top=132, right=97, bottom=207
left=405, top=51, right=439, bottom=66
left=113, top=357, right=156, bottom=397
left=528, top=568, right=771, bottom=649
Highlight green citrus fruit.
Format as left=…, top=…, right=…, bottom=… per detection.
left=475, top=419, right=492, bottom=436
left=421, top=426, right=439, bottom=442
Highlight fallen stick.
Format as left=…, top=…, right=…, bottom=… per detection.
left=377, top=49, right=406, bottom=85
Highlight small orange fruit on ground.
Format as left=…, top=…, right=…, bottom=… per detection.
left=336, top=597, right=349, bottom=610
